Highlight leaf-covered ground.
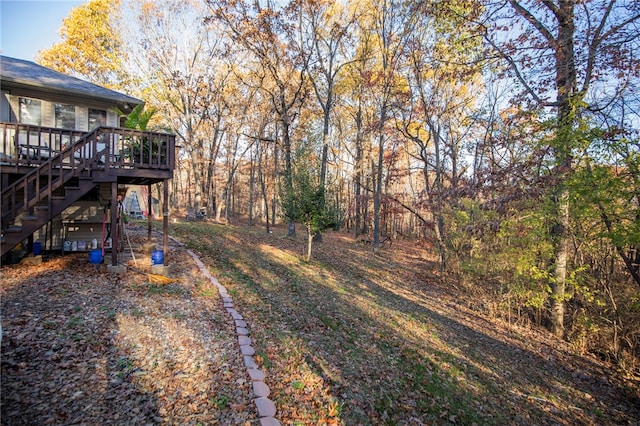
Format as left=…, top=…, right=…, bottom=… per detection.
left=1, top=226, right=257, bottom=425
left=172, top=222, right=639, bottom=425
left=2, top=221, right=639, bottom=425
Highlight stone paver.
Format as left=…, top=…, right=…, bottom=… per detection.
left=240, top=345, right=255, bottom=356
left=228, top=309, right=244, bottom=320
left=184, top=247, right=280, bottom=425
left=244, top=355, right=258, bottom=369
left=255, top=397, right=277, bottom=418
left=253, top=381, right=270, bottom=398
left=247, top=368, right=266, bottom=381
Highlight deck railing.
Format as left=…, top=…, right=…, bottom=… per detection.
left=0, top=123, right=176, bottom=171
left=0, top=123, right=176, bottom=230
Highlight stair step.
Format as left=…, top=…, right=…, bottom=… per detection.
left=1, top=160, right=100, bottom=257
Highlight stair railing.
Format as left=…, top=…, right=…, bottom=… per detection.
left=1, top=125, right=175, bottom=232
left=1, top=128, right=105, bottom=229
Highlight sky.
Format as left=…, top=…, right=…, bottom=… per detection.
left=0, top=0, right=84, bottom=61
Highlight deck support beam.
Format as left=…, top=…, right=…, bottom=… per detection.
left=110, top=181, right=118, bottom=267
left=163, top=179, right=169, bottom=264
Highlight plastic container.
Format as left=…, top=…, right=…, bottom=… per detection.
left=89, top=249, right=103, bottom=264
left=33, top=242, right=42, bottom=256
left=151, top=250, right=164, bottom=266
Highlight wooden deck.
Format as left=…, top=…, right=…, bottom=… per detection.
left=0, top=123, right=176, bottom=184
left=1, top=123, right=176, bottom=258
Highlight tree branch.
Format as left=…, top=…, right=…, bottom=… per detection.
left=509, top=0, right=557, bottom=46
left=482, top=33, right=556, bottom=107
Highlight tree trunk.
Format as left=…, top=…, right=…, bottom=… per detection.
left=549, top=0, right=577, bottom=338
left=282, top=119, right=295, bottom=237
left=551, top=184, right=570, bottom=337
left=373, top=107, right=386, bottom=252
left=258, top=139, right=271, bottom=234
left=354, top=101, right=364, bottom=238
left=249, top=144, right=255, bottom=226
left=215, top=188, right=225, bottom=223
left=306, top=225, right=313, bottom=261
left=314, top=88, right=333, bottom=243
left=271, top=144, right=277, bottom=229
left=425, top=118, right=446, bottom=272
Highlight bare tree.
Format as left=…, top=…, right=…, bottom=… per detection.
left=209, top=0, right=309, bottom=236
left=128, top=0, right=229, bottom=214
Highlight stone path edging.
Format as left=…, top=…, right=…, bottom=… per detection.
left=168, top=236, right=280, bottom=425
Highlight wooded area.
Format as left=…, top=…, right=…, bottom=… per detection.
left=38, top=0, right=639, bottom=373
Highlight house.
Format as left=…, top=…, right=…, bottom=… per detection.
left=0, top=55, right=175, bottom=269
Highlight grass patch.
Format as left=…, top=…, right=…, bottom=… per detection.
left=66, top=315, right=84, bottom=328
left=198, top=286, right=217, bottom=298
left=166, top=221, right=613, bottom=426
left=255, top=349, right=273, bottom=370
left=210, top=394, right=231, bottom=409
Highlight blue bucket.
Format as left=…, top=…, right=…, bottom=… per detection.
left=151, top=250, right=164, bottom=265
left=33, top=242, right=42, bottom=256
left=89, top=249, right=103, bottom=264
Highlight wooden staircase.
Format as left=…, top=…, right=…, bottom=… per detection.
left=1, top=129, right=105, bottom=257
left=1, top=124, right=176, bottom=259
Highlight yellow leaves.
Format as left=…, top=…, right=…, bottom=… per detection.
left=405, top=121, right=429, bottom=141
left=37, top=0, right=127, bottom=88
left=324, top=0, right=346, bottom=23
left=420, top=67, right=436, bottom=81
left=140, top=1, right=159, bottom=17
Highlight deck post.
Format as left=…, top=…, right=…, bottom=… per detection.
left=163, top=179, right=169, bottom=263
left=110, top=181, right=118, bottom=267
left=147, top=184, right=152, bottom=242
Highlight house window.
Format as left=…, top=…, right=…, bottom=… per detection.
left=88, top=109, right=107, bottom=129
left=55, top=103, right=76, bottom=129
left=19, top=97, right=41, bottom=125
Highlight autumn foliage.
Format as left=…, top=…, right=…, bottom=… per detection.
left=33, top=0, right=640, bottom=401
